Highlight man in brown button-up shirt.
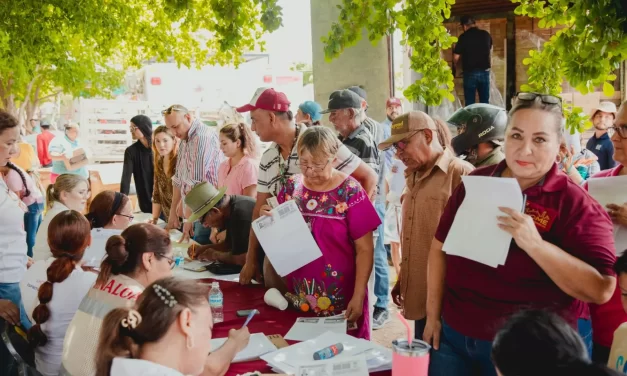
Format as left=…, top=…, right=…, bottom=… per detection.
left=379, top=111, right=474, bottom=340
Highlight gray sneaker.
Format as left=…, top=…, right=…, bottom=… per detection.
left=372, top=307, right=390, bottom=330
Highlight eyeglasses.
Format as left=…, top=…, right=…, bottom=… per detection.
left=116, top=213, right=135, bottom=221
left=162, top=105, right=189, bottom=115
left=393, top=130, right=424, bottom=150
left=130, top=125, right=137, bottom=132
left=609, top=125, right=627, bottom=139
left=296, top=159, right=332, bottom=173
left=515, top=92, right=562, bottom=108
left=159, top=254, right=176, bottom=270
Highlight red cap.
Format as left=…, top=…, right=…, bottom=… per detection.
left=387, top=97, right=402, bottom=107
left=236, top=87, right=291, bottom=113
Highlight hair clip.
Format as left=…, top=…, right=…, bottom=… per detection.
left=121, top=309, right=142, bottom=329
left=153, top=284, right=178, bottom=308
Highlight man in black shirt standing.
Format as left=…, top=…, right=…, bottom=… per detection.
left=120, top=114, right=154, bottom=213
left=453, top=16, right=493, bottom=105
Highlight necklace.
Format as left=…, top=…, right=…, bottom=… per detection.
left=275, top=125, right=301, bottom=194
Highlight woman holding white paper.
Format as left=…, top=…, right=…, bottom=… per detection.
left=583, top=100, right=627, bottom=365
left=424, top=93, right=617, bottom=376
left=261, top=126, right=380, bottom=340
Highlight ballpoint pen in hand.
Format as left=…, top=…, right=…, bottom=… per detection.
left=242, top=309, right=259, bottom=328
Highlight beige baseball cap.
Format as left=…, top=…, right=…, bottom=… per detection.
left=591, top=101, right=618, bottom=119
left=378, top=111, right=436, bottom=150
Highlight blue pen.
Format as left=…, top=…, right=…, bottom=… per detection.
left=242, top=309, right=259, bottom=328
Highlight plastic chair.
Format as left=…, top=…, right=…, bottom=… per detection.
left=0, top=318, right=41, bottom=376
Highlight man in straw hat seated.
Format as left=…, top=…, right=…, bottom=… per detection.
left=185, top=182, right=256, bottom=270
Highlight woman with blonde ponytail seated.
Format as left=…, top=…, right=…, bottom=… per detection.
left=25, top=210, right=96, bottom=376
left=33, top=173, right=89, bottom=261
left=61, top=223, right=174, bottom=376
left=96, top=277, right=251, bottom=376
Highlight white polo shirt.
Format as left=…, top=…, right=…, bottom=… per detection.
left=109, top=358, right=184, bottom=376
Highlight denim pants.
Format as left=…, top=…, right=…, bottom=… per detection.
left=24, top=202, right=44, bottom=258
left=578, top=318, right=593, bottom=359
left=373, top=201, right=390, bottom=309
left=415, top=318, right=427, bottom=340
left=0, top=282, right=32, bottom=330
left=429, top=320, right=496, bottom=376
left=463, top=70, right=490, bottom=105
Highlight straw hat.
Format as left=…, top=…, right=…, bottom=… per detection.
left=184, top=182, right=227, bottom=223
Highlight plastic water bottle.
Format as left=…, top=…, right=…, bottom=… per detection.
left=174, top=249, right=185, bottom=267
left=209, top=282, right=224, bottom=323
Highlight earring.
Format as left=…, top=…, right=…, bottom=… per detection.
left=186, top=335, right=195, bottom=349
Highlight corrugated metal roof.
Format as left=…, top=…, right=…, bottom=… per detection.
left=451, top=0, right=517, bottom=17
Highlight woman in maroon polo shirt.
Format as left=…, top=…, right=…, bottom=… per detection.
left=584, top=101, right=627, bottom=364
left=424, top=93, right=617, bottom=376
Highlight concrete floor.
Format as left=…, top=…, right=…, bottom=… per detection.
left=371, top=266, right=415, bottom=349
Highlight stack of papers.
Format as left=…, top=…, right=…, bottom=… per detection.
left=261, top=331, right=392, bottom=374
left=588, top=175, right=627, bottom=255
left=252, top=200, right=322, bottom=276
left=296, top=355, right=369, bottom=376
left=210, top=333, right=277, bottom=363
left=443, top=176, right=524, bottom=267
left=285, top=317, right=347, bottom=341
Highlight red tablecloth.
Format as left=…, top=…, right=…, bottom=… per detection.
left=208, top=279, right=391, bottom=376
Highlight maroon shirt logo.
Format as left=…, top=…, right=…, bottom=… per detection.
left=525, top=201, right=557, bottom=232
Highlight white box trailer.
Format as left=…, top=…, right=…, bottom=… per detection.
left=79, top=99, right=166, bottom=163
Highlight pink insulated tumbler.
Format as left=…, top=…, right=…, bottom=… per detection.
left=392, top=339, right=430, bottom=376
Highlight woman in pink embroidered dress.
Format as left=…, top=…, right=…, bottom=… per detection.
left=263, top=126, right=380, bottom=339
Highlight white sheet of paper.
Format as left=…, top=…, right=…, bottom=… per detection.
left=588, top=175, right=627, bottom=208
left=210, top=333, right=277, bottom=363
left=296, top=355, right=369, bottom=376
left=262, top=331, right=392, bottom=375
left=253, top=200, right=323, bottom=276
left=285, top=317, right=348, bottom=342
left=443, top=176, right=523, bottom=268
left=588, top=175, right=627, bottom=255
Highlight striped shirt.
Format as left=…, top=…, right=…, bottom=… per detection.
left=172, top=119, right=224, bottom=196
left=258, top=123, right=361, bottom=196
left=340, top=124, right=380, bottom=176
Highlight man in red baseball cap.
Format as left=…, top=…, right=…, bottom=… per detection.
left=235, top=87, right=378, bottom=287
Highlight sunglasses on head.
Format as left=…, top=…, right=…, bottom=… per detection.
left=515, top=92, right=562, bottom=108
left=162, top=105, right=189, bottom=116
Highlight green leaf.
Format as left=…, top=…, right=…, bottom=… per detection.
left=603, top=81, right=615, bottom=97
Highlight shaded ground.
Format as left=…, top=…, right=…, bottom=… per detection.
left=371, top=266, right=415, bottom=349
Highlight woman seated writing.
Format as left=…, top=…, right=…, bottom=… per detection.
left=83, top=191, right=134, bottom=267
left=26, top=210, right=96, bottom=376
left=61, top=223, right=174, bottom=376
left=261, top=126, right=380, bottom=339
left=96, top=277, right=250, bottom=376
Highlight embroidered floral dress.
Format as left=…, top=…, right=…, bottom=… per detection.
left=278, top=174, right=381, bottom=339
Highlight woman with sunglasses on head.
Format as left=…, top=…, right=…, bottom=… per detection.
left=424, top=93, right=617, bottom=376
left=95, top=277, right=250, bottom=376
left=25, top=210, right=96, bottom=376
left=151, top=125, right=178, bottom=225
left=260, top=126, right=381, bottom=339
left=33, top=173, right=89, bottom=261
left=121, top=115, right=154, bottom=214
left=581, top=101, right=627, bottom=365
left=61, top=223, right=175, bottom=376
left=82, top=191, right=135, bottom=267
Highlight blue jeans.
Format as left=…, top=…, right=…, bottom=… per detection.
left=0, top=283, right=32, bottom=330
left=415, top=318, right=427, bottom=340
left=373, top=201, right=389, bottom=309
left=463, top=70, right=490, bottom=105
left=578, top=318, right=593, bottom=359
left=193, top=222, right=212, bottom=245
left=429, top=320, right=496, bottom=376
left=24, top=202, right=43, bottom=258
